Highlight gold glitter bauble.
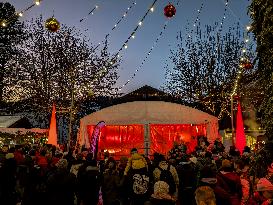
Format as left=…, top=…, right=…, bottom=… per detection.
left=45, top=17, right=60, bottom=32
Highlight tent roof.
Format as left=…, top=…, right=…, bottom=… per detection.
left=81, top=101, right=218, bottom=125
left=0, top=116, right=22, bottom=128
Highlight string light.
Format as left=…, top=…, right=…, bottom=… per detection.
left=95, top=1, right=137, bottom=48
left=114, top=0, right=159, bottom=57
left=188, top=1, right=204, bottom=39
left=116, top=0, right=182, bottom=92
left=79, top=5, right=99, bottom=22
left=1, top=0, right=42, bottom=28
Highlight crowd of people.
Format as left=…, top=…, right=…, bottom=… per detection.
left=0, top=138, right=272, bottom=205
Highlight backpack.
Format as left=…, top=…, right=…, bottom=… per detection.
left=132, top=173, right=149, bottom=195
left=158, top=164, right=176, bottom=194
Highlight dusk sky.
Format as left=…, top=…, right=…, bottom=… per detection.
left=7, top=0, right=251, bottom=94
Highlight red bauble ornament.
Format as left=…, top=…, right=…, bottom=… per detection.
left=239, top=57, right=253, bottom=70
left=242, top=62, right=253, bottom=70
left=233, top=95, right=240, bottom=100
left=164, top=3, right=176, bottom=18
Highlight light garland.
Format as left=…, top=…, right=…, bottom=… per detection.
left=115, top=0, right=182, bottom=92
left=168, top=0, right=206, bottom=79
left=114, top=0, right=159, bottom=57
left=79, top=5, right=99, bottom=23
left=187, top=1, right=205, bottom=39
left=117, top=20, right=170, bottom=92
left=90, top=0, right=159, bottom=83
left=94, top=1, right=137, bottom=50
left=1, top=0, right=42, bottom=28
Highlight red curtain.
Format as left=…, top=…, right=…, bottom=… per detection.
left=87, top=124, right=144, bottom=159
left=150, top=124, right=206, bottom=155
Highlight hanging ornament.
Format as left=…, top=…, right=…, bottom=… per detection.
left=164, top=3, right=176, bottom=18
left=45, top=17, right=60, bottom=32
left=239, top=57, right=253, bottom=70
left=233, top=95, right=240, bottom=101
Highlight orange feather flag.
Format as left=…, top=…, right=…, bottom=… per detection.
left=48, top=103, right=58, bottom=146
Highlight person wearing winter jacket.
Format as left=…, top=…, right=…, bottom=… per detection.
left=126, top=148, right=150, bottom=205
left=217, top=159, right=242, bottom=205
left=153, top=154, right=179, bottom=199
left=124, top=148, right=147, bottom=176
left=256, top=178, right=273, bottom=205
left=77, top=153, right=100, bottom=205
left=102, top=158, right=124, bottom=205
left=47, top=159, right=76, bottom=205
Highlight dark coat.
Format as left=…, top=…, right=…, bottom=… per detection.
left=217, top=171, right=242, bottom=205
left=102, top=169, right=123, bottom=205
left=77, top=161, right=100, bottom=205
left=47, top=168, right=76, bottom=205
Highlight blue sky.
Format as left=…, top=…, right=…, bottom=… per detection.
left=7, top=0, right=251, bottom=94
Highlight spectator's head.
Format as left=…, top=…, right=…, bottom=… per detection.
left=221, top=159, right=234, bottom=172
left=86, top=153, right=93, bottom=162
left=243, top=146, right=251, bottom=153
left=40, top=149, right=46, bottom=156
left=9, top=147, right=15, bottom=153
left=151, top=181, right=172, bottom=200
left=56, top=159, right=68, bottom=170
left=257, top=178, right=273, bottom=200
left=130, top=148, right=138, bottom=155
left=107, top=157, right=116, bottom=170
left=1, top=145, right=9, bottom=153
left=120, top=156, right=128, bottom=165
left=104, top=150, right=110, bottom=159
left=205, top=152, right=212, bottom=159
left=195, top=186, right=216, bottom=205
left=154, top=153, right=165, bottom=162
left=200, top=166, right=217, bottom=185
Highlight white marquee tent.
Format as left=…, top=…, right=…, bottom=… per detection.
left=78, top=101, right=219, bottom=154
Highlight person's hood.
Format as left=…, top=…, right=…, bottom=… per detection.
left=86, top=165, right=99, bottom=172
left=219, top=171, right=240, bottom=183
left=201, top=177, right=217, bottom=184
left=131, top=153, right=144, bottom=160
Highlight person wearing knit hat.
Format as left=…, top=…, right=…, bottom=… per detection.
left=151, top=181, right=176, bottom=205
left=257, top=178, right=273, bottom=205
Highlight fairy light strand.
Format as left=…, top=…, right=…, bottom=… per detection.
left=1, top=0, right=42, bottom=27
left=188, top=1, right=204, bottom=39
left=94, top=2, right=137, bottom=49
left=117, top=21, right=170, bottom=91
left=117, top=0, right=182, bottom=92
left=90, top=0, right=159, bottom=83
left=115, top=0, right=159, bottom=57
left=79, top=5, right=99, bottom=22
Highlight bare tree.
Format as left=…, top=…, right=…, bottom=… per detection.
left=4, top=16, right=119, bottom=108
left=164, top=24, right=255, bottom=119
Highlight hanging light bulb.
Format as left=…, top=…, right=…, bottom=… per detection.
left=35, top=0, right=40, bottom=5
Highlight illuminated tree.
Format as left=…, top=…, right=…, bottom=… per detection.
left=5, top=16, right=119, bottom=108
left=0, top=2, right=27, bottom=102
left=164, top=25, right=255, bottom=119
left=249, top=0, right=273, bottom=140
